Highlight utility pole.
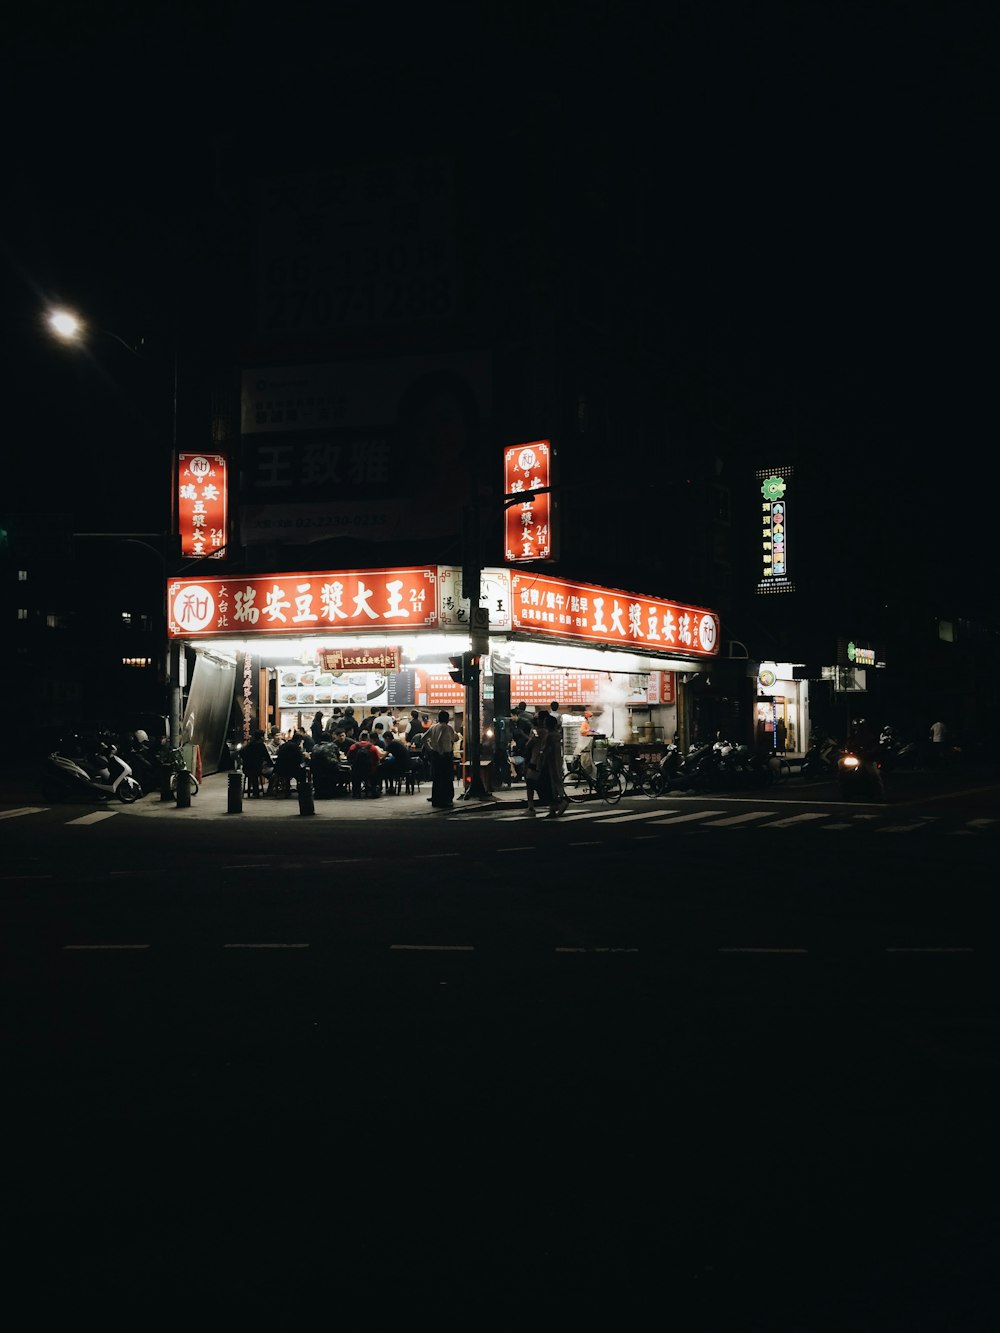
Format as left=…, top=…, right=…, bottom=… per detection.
left=460, top=500, right=491, bottom=801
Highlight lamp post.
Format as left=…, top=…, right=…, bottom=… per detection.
left=45, top=305, right=183, bottom=747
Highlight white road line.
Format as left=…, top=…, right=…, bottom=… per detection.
left=763, top=812, right=829, bottom=828
left=568, top=840, right=604, bottom=846
left=223, top=943, right=309, bottom=949
left=876, top=823, right=926, bottom=833
left=647, top=809, right=726, bottom=825
left=0, top=807, right=46, bottom=820
left=701, top=811, right=774, bottom=827
left=968, top=818, right=996, bottom=829
left=555, top=947, right=639, bottom=954
left=414, top=852, right=461, bottom=859
left=600, top=809, right=681, bottom=824
left=496, top=845, right=537, bottom=853
left=67, top=811, right=118, bottom=825
left=822, top=822, right=852, bottom=830
left=390, top=944, right=474, bottom=952
left=718, top=947, right=808, bottom=954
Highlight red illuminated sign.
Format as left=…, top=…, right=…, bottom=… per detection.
left=510, top=573, right=719, bottom=658
left=168, top=566, right=438, bottom=639
left=178, top=453, right=227, bottom=560
left=504, top=440, right=552, bottom=561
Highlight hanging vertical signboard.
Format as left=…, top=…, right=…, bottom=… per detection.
left=178, top=453, right=228, bottom=560
left=756, top=465, right=795, bottom=594
left=503, top=440, right=555, bottom=561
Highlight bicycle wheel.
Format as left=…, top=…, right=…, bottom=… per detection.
left=597, top=766, right=624, bottom=804
left=564, top=766, right=592, bottom=802
left=169, top=771, right=199, bottom=797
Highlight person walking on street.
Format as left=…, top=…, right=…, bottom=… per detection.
left=523, top=722, right=546, bottom=816
left=540, top=711, right=569, bottom=817
left=424, top=709, right=458, bottom=809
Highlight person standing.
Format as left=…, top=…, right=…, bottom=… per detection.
left=928, top=718, right=949, bottom=765
left=310, top=711, right=326, bottom=746
left=540, top=711, right=569, bottom=817
left=424, top=709, right=458, bottom=809
left=523, top=721, right=546, bottom=816
left=405, top=709, right=424, bottom=745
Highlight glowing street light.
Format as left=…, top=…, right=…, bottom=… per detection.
left=46, top=307, right=83, bottom=340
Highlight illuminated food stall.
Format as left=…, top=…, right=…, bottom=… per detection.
left=166, top=563, right=720, bottom=773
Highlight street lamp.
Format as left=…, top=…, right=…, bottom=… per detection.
left=44, top=304, right=183, bottom=747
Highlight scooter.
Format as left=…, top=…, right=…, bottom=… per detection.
left=801, top=734, right=841, bottom=779
left=115, top=729, right=162, bottom=794
left=837, top=747, right=886, bottom=801
left=41, top=740, right=143, bottom=804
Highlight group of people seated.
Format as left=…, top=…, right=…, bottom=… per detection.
left=240, top=706, right=433, bottom=799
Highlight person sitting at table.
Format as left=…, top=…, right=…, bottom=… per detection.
left=347, top=730, right=382, bottom=798
left=271, top=730, right=308, bottom=795
left=242, top=729, right=273, bottom=797
left=309, top=736, right=350, bottom=798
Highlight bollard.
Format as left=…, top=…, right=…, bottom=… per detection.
left=160, top=766, right=172, bottom=802
left=175, top=768, right=192, bottom=809
left=297, top=772, right=315, bottom=816
left=227, top=769, right=243, bottom=814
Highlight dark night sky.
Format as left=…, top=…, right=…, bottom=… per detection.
left=2, top=2, right=995, bottom=604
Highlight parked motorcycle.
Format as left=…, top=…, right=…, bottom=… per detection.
left=114, top=728, right=162, bottom=794
left=674, top=738, right=772, bottom=793
left=654, top=740, right=683, bottom=793
left=41, top=738, right=143, bottom=804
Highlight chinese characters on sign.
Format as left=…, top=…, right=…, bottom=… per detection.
left=510, top=573, right=719, bottom=658
left=504, top=440, right=553, bottom=562
left=168, top=566, right=438, bottom=638
left=437, top=566, right=511, bottom=630
left=178, top=454, right=227, bottom=560
left=756, top=467, right=795, bottom=594
left=320, top=646, right=403, bottom=672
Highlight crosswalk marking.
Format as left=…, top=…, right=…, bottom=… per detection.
left=762, top=812, right=829, bottom=828
left=700, top=811, right=774, bottom=827
left=599, top=808, right=686, bottom=824
left=0, top=800, right=994, bottom=837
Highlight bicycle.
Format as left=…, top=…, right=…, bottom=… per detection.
left=159, top=746, right=200, bottom=798
left=606, top=747, right=660, bottom=797
left=563, top=751, right=624, bottom=805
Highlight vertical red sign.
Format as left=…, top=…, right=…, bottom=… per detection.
left=504, top=440, right=552, bottom=562
left=178, top=453, right=228, bottom=560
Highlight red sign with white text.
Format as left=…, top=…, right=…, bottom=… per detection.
left=504, top=440, right=552, bottom=561
left=178, top=453, right=227, bottom=560
left=168, top=566, right=438, bottom=638
left=510, top=573, right=719, bottom=658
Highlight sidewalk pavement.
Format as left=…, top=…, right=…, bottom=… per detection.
left=3, top=770, right=526, bottom=821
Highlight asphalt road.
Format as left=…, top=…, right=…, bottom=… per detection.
left=2, top=766, right=998, bottom=1326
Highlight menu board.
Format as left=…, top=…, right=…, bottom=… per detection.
left=276, top=665, right=389, bottom=709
